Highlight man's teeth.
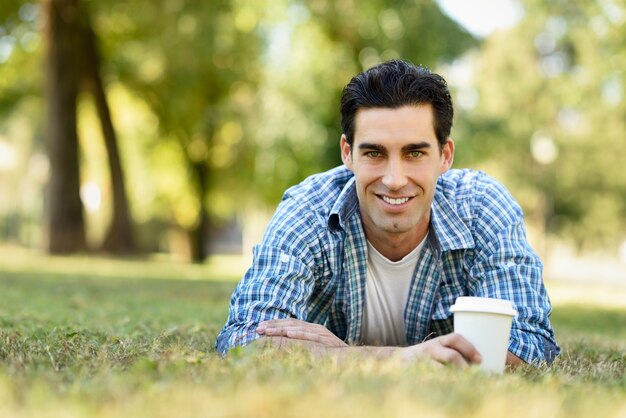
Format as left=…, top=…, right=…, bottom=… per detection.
left=382, top=196, right=409, bottom=205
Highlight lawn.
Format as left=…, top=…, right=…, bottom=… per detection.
left=0, top=246, right=625, bottom=418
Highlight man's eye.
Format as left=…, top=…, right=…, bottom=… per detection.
left=409, top=151, right=423, bottom=158
left=366, top=151, right=381, bottom=158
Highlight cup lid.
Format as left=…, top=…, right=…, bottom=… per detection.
left=450, top=296, right=517, bottom=316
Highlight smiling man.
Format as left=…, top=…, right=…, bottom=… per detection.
left=216, top=60, right=559, bottom=367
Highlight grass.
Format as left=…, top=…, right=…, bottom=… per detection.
left=0, top=246, right=625, bottom=417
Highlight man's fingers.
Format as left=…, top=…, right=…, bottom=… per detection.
left=256, top=318, right=330, bottom=335
left=255, top=319, right=347, bottom=347
left=260, top=326, right=303, bottom=337
left=416, top=338, right=469, bottom=368
left=259, top=318, right=300, bottom=327
left=285, top=329, right=322, bottom=343
left=256, top=320, right=325, bottom=339
left=437, top=333, right=482, bottom=364
left=430, top=345, right=470, bottom=368
left=256, top=318, right=302, bottom=333
left=261, top=325, right=328, bottom=340
left=284, top=329, right=346, bottom=346
left=401, top=333, right=482, bottom=368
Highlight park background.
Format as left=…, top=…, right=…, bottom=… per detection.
left=0, top=0, right=625, bottom=417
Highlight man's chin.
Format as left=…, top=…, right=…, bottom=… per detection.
left=375, top=221, right=416, bottom=235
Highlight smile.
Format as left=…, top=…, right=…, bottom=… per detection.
left=381, top=196, right=411, bottom=205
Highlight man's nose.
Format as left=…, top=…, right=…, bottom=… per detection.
left=382, top=159, right=408, bottom=191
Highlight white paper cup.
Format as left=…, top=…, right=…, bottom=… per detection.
left=450, top=296, right=517, bottom=374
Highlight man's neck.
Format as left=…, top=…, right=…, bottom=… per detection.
left=364, top=223, right=429, bottom=262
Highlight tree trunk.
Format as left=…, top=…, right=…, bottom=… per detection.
left=80, top=16, right=135, bottom=254
left=43, top=0, right=86, bottom=253
left=189, top=161, right=209, bottom=263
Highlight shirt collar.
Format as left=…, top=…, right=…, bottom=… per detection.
left=328, top=176, right=358, bottom=231
left=328, top=175, right=475, bottom=252
left=430, top=188, right=475, bottom=252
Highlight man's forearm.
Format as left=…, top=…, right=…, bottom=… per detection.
left=252, top=336, right=525, bottom=368
left=251, top=336, right=400, bottom=360
left=506, top=350, right=525, bottom=366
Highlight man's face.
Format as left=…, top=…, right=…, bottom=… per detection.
left=341, top=105, right=454, bottom=252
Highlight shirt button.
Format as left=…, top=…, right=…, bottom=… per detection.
left=280, top=254, right=290, bottom=263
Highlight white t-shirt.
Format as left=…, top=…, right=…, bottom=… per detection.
left=361, top=235, right=428, bottom=346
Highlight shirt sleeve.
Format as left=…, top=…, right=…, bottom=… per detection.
left=467, top=176, right=560, bottom=364
left=215, top=197, right=320, bottom=355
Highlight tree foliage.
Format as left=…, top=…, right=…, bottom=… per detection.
left=91, top=0, right=266, bottom=260
left=455, top=0, right=626, bottom=251
left=251, top=0, right=476, bottom=203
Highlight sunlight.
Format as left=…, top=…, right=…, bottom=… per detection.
left=80, top=181, right=102, bottom=213
left=0, top=140, right=18, bottom=171
left=437, top=0, right=523, bottom=37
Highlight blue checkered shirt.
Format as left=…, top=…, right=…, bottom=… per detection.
left=216, top=166, right=560, bottom=363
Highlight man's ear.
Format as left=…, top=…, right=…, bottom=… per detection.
left=439, top=138, right=455, bottom=174
left=340, top=134, right=354, bottom=171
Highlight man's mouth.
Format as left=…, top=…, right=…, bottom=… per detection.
left=381, top=195, right=411, bottom=205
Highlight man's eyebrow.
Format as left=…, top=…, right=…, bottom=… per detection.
left=402, top=142, right=432, bottom=152
left=357, top=143, right=386, bottom=152
left=356, top=141, right=433, bottom=152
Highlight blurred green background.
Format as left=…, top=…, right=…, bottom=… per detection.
left=0, top=0, right=624, bottom=278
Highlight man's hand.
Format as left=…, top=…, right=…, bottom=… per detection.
left=399, top=333, right=482, bottom=368
left=256, top=318, right=348, bottom=347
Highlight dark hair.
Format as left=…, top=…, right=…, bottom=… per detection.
left=340, top=60, right=453, bottom=149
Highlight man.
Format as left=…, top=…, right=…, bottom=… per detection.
left=216, top=60, right=559, bottom=367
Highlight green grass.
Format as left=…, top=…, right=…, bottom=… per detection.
left=0, top=246, right=625, bottom=417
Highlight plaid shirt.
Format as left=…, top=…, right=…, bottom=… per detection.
left=216, top=166, right=560, bottom=363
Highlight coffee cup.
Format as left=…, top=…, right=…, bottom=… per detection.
left=450, top=296, right=517, bottom=373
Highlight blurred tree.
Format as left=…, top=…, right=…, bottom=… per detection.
left=2, top=0, right=269, bottom=259
left=43, top=0, right=86, bottom=253
left=41, top=0, right=134, bottom=254
left=79, top=8, right=134, bottom=254
left=0, top=1, right=40, bottom=113
left=455, top=0, right=626, bottom=251
left=0, top=2, right=44, bottom=250
left=97, top=0, right=265, bottom=262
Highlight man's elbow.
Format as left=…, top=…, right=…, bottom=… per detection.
left=542, top=337, right=560, bottom=363
left=214, top=326, right=262, bottom=356
left=506, top=350, right=526, bottom=366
